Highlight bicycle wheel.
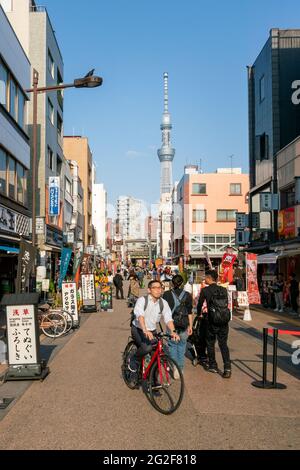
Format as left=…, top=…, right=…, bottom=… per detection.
left=122, top=341, right=140, bottom=390
left=61, top=310, right=74, bottom=334
left=149, top=355, right=184, bottom=415
left=41, top=312, right=67, bottom=338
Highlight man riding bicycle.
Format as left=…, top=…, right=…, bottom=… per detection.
left=128, top=280, right=180, bottom=373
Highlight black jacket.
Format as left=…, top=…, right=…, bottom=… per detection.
left=113, top=274, right=123, bottom=287
left=197, top=284, right=227, bottom=317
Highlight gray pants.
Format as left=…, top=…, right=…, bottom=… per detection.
left=274, top=292, right=284, bottom=311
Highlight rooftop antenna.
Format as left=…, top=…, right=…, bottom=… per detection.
left=199, top=158, right=203, bottom=174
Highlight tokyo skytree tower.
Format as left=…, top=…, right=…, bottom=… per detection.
left=157, top=73, right=176, bottom=196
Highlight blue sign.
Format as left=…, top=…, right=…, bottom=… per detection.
left=58, top=248, right=72, bottom=290
left=49, top=177, right=60, bottom=216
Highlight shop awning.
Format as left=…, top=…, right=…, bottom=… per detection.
left=257, top=253, right=279, bottom=264
left=0, top=245, right=19, bottom=254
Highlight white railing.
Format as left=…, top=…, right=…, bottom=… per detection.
left=189, top=234, right=236, bottom=255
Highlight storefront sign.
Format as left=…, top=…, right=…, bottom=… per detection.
left=81, top=274, right=96, bottom=307
left=278, top=207, right=296, bottom=239
left=42, top=279, right=50, bottom=292
left=46, top=227, right=63, bottom=248
left=0, top=204, right=16, bottom=233
left=6, top=304, right=38, bottom=365
left=16, top=240, right=36, bottom=294
left=246, top=253, right=261, bottom=305
left=49, top=177, right=60, bottom=216
left=58, top=248, right=72, bottom=290
left=62, top=282, right=79, bottom=325
left=36, top=218, right=45, bottom=235
left=237, top=292, right=249, bottom=308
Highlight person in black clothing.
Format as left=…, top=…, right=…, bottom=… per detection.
left=163, top=275, right=193, bottom=374
left=113, top=270, right=124, bottom=300
left=197, top=270, right=231, bottom=379
left=289, top=273, right=299, bottom=315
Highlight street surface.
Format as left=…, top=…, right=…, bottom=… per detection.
left=0, top=282, right=299, bottom=450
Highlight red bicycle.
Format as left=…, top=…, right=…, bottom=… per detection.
left=122, top=332, right=184, bottom=415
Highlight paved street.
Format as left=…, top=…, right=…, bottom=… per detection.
left=0, top=286, right=299, bottom=450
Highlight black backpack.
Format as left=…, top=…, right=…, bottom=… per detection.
left=208, top=286, right=231, bottom=326
left=171, top=290, right=189, bottom=332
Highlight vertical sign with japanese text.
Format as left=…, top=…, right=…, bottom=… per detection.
left=81, top=274, right=96, bottom=307
left=49, top=177, right=60, bottom=216
left=62, top=282, right=79, bottom=325
left=16, top=240, right=36, bottom=294
left=6, top=305, right=38, bottom=365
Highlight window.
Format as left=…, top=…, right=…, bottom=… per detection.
left=280, top=186, right=295, bottom=209
left=48, top=147, right=54, bottom=171
left=16, top=163, right=24, bottom=204
left=48, top=98, right=54, bottom=124
left=260, top=75, right=265, bottom=102
left=57, top=156, right=62, bottom=175
left=0, top=60, right=8, bottom=108
left=48, top=50, right=55, bottom=78
left=217, top=210, right=237, bottom=222
left=9, top=79, right=17, bottom=120
left=8, top=156, right=15, bottom=199
left=17, top=89, right=25, bottom=129
left=192, top=183, right=206, bottom=195
left=57, top=69, right=64, bottom=110
left=193, top=209, right=207, bottom=222
left=230, top=183, right=242, bottom=195
left=65, top=177, right=72, bottom=196
left=255, top=133, right=269, bottom=160
left=57, top=113, right=63, bottom=146
left=0, top=149, right=7, bottom=195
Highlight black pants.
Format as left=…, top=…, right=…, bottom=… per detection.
left=195, top=317, right=208, bottom=360
left=131, top=325, right=156, bottom=360
left=116, top=286, right=124, bottom=299
left=206, top=323, right=231, bottom=370
left=291, top=293, right=299, bottom=313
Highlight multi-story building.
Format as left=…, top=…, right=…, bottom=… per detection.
left=0, top=4, right=31, bottom=296
left=2, top=0, right=66, bottom=281
left=173, top=166, right=249, bottom=271
left=68, top=160, right=84, bottom=253
left=116, top=196, right=146, bottom=241
left=63, top=136, right=94, bottom=248
left=266, top=136, right=300, bottom=278
left=248, top=29, right=300, bottom=251
left=92, top=182, right=107, bottom=253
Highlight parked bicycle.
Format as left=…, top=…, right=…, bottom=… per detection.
left=38, top=304, right=74, bottom=338
left=122, top=331, right=184, bottom=415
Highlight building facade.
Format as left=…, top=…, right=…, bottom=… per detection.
left=63, top=136, right=94, bottom=248
left=248, top=29, right=300, bottom=251
left=92, top=182, right=107, bottom=253
left=116, top=196, right=146, bottom=241
left=0, top=4, right=31, bottom=296
left=2, top=0, right=67, bottom=282
left=68, top=160, right=84, bottom=253
left=173, top=166, right=249, bottom=270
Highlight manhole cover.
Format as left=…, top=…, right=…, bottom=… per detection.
left=0, top=398, right=15, bottom=410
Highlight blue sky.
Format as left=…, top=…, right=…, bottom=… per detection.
left=44, top=0, right=300, bottom=205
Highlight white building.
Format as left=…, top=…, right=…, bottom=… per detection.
left=0, top=4, right=31, bottom=295
left=92, top=183, right=107, bottom=253
left=68, top=160, right=84, bottom=252
left=117, top=196, right=146, bottom=241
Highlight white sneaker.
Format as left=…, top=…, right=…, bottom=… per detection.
left=173, top=369, right=180, bottom=380
left=274, top=308, right=279, bottom=312
left=279, top=310, right=284, bottom=313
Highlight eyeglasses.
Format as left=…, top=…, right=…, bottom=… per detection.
left=150, top=286, right=163, bottom=290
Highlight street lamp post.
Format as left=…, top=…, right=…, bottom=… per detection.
left=26, top=70, right=103, bottom=289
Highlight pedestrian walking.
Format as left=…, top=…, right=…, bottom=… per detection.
left=272, top=274, right=284, bottom=313
left=113, top=269, right=124, bottom=300
left=197, top=270, right=232, bottom=379
left=163, top=275, right=193, bottom=377
left=289, top=273, right=299, bottom=315
left=127, top=274, right=140, bottom=307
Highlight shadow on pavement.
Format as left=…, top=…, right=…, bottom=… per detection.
left=40, top=344, right=57, bottom=365
left=232, top=359, right=262, bottom=381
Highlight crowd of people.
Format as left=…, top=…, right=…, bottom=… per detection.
left=260, top=273, right=300, bottom=317
left=122, top=267, right=232, bottom=380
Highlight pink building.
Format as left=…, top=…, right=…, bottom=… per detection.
left=173, top=166, right=249, bottom=269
